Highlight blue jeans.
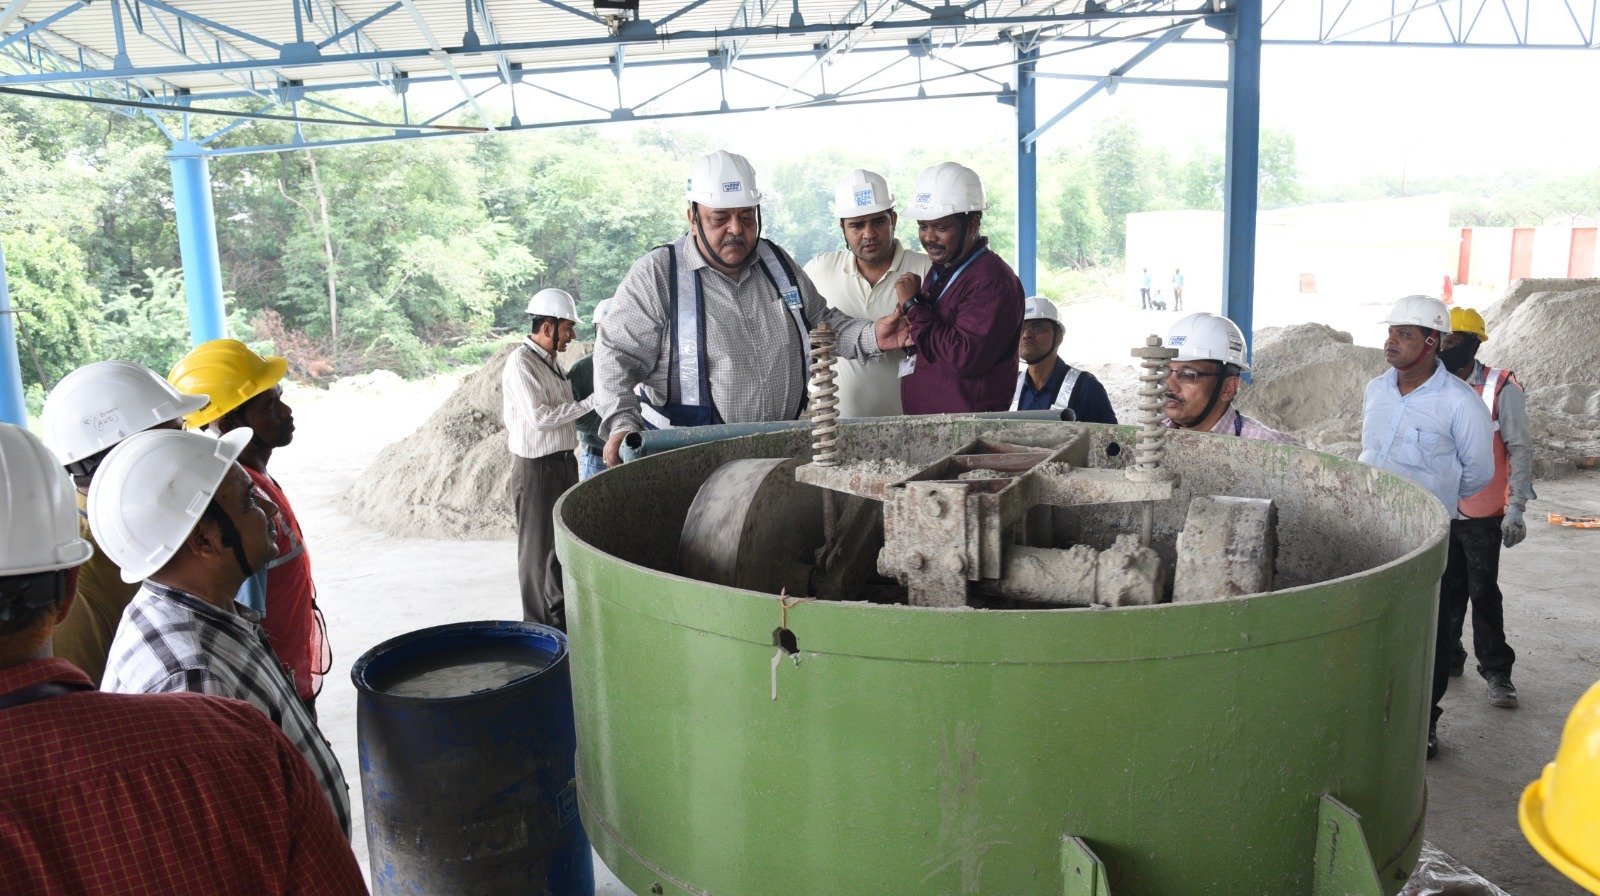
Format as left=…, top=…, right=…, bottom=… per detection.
left=578, top=446, right=606, bottom=481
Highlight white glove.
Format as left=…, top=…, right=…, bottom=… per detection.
left=1502, top=507, right=1526, bottom=549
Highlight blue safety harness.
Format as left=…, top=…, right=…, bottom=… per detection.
left=639, top=239, right=812, bottom=429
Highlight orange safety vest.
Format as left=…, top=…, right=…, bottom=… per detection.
left=1459, top=366, right=1517, bottom=519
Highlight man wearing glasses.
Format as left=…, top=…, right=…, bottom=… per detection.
left=1160, top=312, right=1301, bottom=445
left=1009, top=295, right=1117, bottom=423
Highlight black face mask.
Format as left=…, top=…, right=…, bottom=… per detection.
left=1437, top=336, right=1479, bottom=371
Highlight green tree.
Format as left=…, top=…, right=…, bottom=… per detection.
left=4, top=227, right=102, bottom=389
left=1091, top=117, right=1154, bottom=256
left=100, top=268, right=192, bottom=375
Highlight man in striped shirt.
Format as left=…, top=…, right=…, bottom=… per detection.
left=91, top=428, right=352, bottom=837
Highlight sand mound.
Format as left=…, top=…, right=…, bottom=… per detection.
left=1474, top=280, right=1600, bottom=476
left=349, top=345, right=520, bottom=539
left=1479, top=283, right=1600, bottom=390
left=1233, top=323, right=1384, bottom=459
left=1480, top=277, right=1600, bottom=334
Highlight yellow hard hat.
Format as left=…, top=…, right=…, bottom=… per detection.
left=167, top=338, right=288, bottom=429
left=1519, top=679, right=1600, bottom=894
left=1449, top=307, right=1489, bottom=343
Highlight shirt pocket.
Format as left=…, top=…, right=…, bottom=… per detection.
left=1390, top=425, right=1451, bottom=472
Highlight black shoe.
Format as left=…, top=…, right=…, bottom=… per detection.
left=1447, top=655, right=1465, bottom=678
left=1486, top=672, right=1518, bottom=708
left=1426, top=724, right=1438, bottom=760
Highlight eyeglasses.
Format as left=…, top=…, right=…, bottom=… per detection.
left=1167, top=367, right=1224, bottom=385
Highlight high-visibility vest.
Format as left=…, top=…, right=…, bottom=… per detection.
left=638, top=239, right=811, bottom=429
left=1458, top=366, right=1516, bottom=519
left=1009, top=364, right=1081, bottom=413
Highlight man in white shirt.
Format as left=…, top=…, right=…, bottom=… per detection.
left=502, top=288, right=590, bottom=629
left=803, top=169, right=931, bottom=418
left=1358, top=294, right=1494, bottom=760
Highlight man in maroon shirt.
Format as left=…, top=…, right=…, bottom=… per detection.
left=893, top=162, right=1025, bottom=413
left=0, top=423, right=365, bottom=896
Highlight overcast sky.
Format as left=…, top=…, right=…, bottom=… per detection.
left=593, top=41, right=1600, bottom=185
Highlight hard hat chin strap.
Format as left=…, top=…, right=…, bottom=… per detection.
left=203, top=500, right=258, bottom=581
left=691, top=203, right=761, bottom=269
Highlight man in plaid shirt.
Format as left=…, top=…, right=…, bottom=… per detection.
left=91, top=427, right=352, bottom=837
left=0, top=423, right=364, bottom=895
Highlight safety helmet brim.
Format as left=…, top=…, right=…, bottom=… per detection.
left=1520, top=774, right=1600, bottom=892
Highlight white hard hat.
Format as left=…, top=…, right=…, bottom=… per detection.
left=1023, top=295, right=1061, bottom=325
left=685, top=150, right=762, bottom=209
left=0, top=423, right=95, bottom=577
left=904, top=162, right=989, bottom=220
left=526, top=288, right=580, bottom=322
left=1381, top=295, right=1452, bottom=333
left=832, top=169, right=895, bottom=218
left=1165, top=312, right=1251, bottom=372
left=88, top=428, right=252, bottom=584
left=590, top=299, right=614, bottom=329
left=41, top=360, right=209, bottom=473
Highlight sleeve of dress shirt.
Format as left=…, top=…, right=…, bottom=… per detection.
left=502, top=352, right=594, bottom=431
left=791, top=246, right=882, bottom=362
left=1497, top=378, right=1537, bottom=509
left=1452, top=389, right=1496, bottom=500
left=905, top=259, right=1024, bottom=378
left=595, top=251, right=673, bottom=438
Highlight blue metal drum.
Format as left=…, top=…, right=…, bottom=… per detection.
left=353, top=620, right=593, bottom=896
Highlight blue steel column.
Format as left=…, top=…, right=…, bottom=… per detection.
left=168, top=140, right=228, bottom=345
left=0, top=241, right=27, bottom=425
left=1221, top=0, right=1261, bottom=365
left=1015, top=42, right=1039, bottom=295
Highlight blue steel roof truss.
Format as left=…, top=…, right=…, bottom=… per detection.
left=0, top=0, right=1597, bottom=156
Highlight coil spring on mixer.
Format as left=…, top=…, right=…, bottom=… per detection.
left=1127, top=335, right=1178, bottom=483
left=809, top=323, right=840, bottom=466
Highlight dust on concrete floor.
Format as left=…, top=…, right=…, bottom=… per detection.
left=278, top=377, right=1599, bottom=895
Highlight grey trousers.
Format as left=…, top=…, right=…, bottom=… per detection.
left=513, top=451, right=579, bottom=629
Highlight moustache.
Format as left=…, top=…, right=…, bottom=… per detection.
left=1163, top=392, right=1180, bottom=403
left=719, top=235, right=748, bottom=249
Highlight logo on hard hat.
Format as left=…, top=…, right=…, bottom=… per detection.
left=722, top=180, right=742, bottom=192
left=854, top=189, right=873, bottom=206
left=915, top=192, right=932, bottom=203
left=1170, top=336, right=1187, bottom=346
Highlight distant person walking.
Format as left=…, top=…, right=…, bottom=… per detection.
left=1140, top=268, right=1152, bottom=309
left=502, top=288, right=590, bottom=629
left=1172, top=268, right=1184, bottom=312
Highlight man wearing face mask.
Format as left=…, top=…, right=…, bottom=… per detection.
left=596, top=150, right=912, bottom=465
left=1434, top=306, right=1534, bottom=715
left=894, top=162, right=1026, bottom=414
left=1159, top=313, right=1300, bottom=444
left=1359, top=294, right=1494, bottom=760
left=92, top=428, right=352, bottom=835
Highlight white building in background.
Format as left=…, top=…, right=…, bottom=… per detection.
left=1124, top=195, right=1454, bottom=327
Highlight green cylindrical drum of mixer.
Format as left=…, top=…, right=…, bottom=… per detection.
left=556, top=420, right=1443, bottom=896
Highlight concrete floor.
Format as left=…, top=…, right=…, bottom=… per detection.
left=279, top=378, right=1599, bottom=894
